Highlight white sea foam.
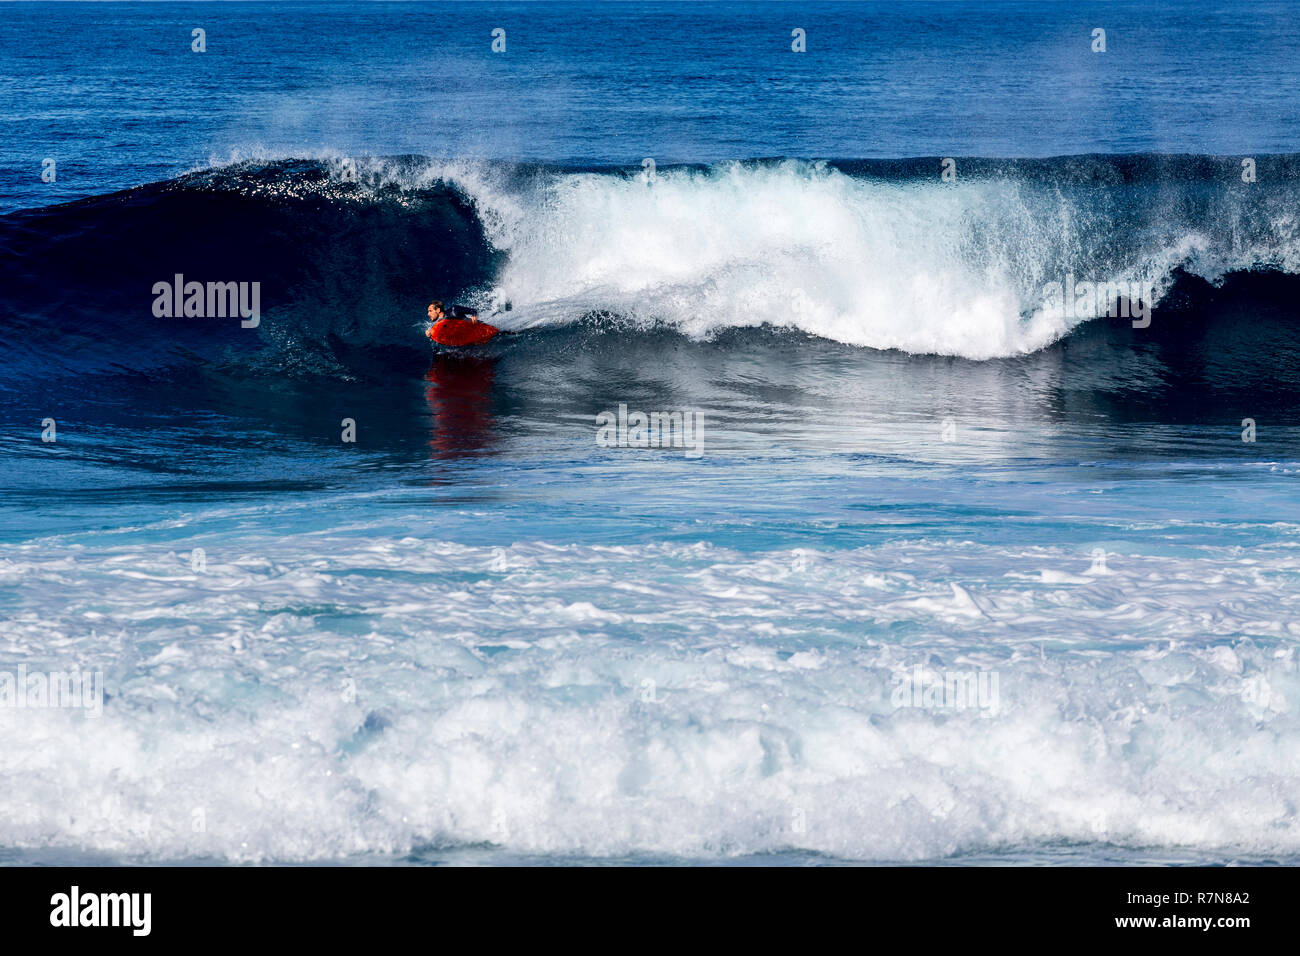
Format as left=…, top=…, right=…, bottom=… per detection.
left=1, top=517, right=1297, bottom=863
left=464, top=161, right=1300, bottom=357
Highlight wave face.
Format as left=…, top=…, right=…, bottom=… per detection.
left=0, top=159, right=502, bottom=381
left=2, top=154, right=1299, bottom=380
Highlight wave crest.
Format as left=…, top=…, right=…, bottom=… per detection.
left=1, top=154, right=1298, bottom=378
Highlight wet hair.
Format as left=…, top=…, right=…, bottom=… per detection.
left=429, top=300, right=444, bottom=312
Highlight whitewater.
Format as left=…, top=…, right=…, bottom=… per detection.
left=4, top=475, right=1299, bottom=864
left=322, top=154, right=1300, bottom=359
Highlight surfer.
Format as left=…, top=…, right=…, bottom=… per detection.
left=426, top=299, right=504, bottom=347
left=426, top=300, right=479, bottom=330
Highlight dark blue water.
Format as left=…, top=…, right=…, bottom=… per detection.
left=1, top=1, right=1299, bottom=866
left=5, top=0, right=1300, bottom=209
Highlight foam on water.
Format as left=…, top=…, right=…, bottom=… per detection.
left=2, top=503, right=1297, bottom=863
left=458, top=160, right=1300, bottom=358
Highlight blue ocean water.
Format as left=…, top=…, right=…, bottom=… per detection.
left=1, top=1, right=1299, bottom=865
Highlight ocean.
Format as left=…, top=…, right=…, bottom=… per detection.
left=1, top=0, right=1299, bottom=865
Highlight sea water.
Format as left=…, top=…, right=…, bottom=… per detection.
left=1, top=1, right=1299, bottom=865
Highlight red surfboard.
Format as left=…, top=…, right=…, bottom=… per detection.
left=428, top=317, right=501, bottom=347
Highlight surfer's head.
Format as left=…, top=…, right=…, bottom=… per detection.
left=427, top=300, right=445, bottom=321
